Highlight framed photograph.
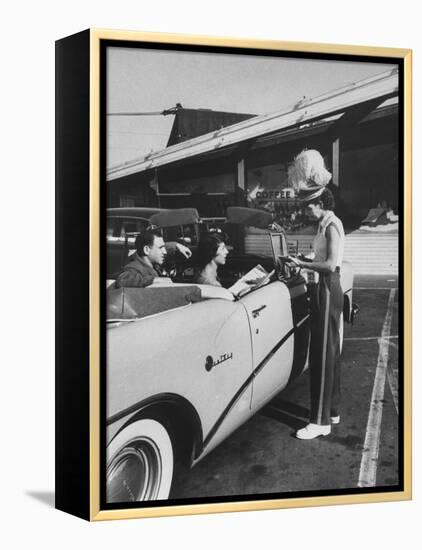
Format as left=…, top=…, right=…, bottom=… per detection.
left=55, top=29, right=412, bottom=521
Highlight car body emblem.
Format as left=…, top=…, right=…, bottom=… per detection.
left=205, top=353, right=233, bottom=372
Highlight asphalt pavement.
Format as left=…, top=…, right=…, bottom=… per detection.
left=172, top=275, right=400, bottom=501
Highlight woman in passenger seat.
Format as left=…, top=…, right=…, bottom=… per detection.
left=194, top=233, right=229, bottom=287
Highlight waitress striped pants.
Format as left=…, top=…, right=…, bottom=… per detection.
left=309, top=270, right=343, bottom=425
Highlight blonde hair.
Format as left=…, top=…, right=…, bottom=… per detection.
left=288, top=149, right=332, bottom=191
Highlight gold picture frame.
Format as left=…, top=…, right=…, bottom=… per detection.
left=55, top=28, right=412, bottom=521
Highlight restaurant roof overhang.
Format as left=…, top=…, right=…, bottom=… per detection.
left=107, top=68, right=399, bottom=182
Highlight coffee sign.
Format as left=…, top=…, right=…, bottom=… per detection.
left=255, top=188, right=296, bottom=202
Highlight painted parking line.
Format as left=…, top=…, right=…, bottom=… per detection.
left=358, top=288, right=396, bottom=488
left=384, top=339, right=399, bottom=414
left=355, top=287, right=398, bottom=290
left=344, top=336, right=398, bottom=341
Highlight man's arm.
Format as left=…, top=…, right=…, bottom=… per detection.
left=165, top=242, right=192, bottom=260
left=162, top=242, right=192, bottom=274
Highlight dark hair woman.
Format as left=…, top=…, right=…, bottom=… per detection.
left=288, top=149, right=345, bottom=440
left=194, top=233, right=229, bottom=287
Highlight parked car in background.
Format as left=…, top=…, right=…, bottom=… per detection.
left=106, top=207, right=167, bottom=278
left=105, top=207, right=356, bottom=503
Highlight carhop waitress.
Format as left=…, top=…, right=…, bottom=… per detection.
left=288, top=149, right=345, bottom=440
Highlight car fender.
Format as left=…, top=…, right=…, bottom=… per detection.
left=107, top=298, right=253, bottom=449
left=107, top=392, right=204, bottom=462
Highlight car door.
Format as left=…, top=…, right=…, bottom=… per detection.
left=107, top=296, right=254, bottom=456
left=239, top=281, right=295, bottom=410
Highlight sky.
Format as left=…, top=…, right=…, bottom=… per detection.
left=107, top=46, right=396, bottom=168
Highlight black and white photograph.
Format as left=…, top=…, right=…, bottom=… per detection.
left=103, top=39, right=405, bottom=510
left=5, top=0, right=420, bottom=544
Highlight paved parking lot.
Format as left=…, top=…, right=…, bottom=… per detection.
left=172, top=275, right=400, bottom=500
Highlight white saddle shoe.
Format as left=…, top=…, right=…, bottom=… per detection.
left=296, top=423, right=331, bottom=440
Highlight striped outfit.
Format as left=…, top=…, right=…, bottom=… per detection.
left=309, top=211, right=345, bottom=425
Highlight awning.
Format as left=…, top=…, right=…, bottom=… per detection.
left=107, top=68, right=399, bottom=182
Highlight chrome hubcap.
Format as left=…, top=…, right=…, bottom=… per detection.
left=107, top=438, right=162, bottom=502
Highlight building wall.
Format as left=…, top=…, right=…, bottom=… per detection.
left=107, top=171, right=159, bottom=208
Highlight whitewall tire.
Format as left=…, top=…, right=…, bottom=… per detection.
left=106, top=418, right=174, bottom=503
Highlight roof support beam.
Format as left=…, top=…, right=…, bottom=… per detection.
left=332, top=138, right=340, bottom=187
left=236, top=158, right=246, bottom=206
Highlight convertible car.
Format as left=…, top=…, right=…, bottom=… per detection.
left=105, top=207, right=356, bottom=503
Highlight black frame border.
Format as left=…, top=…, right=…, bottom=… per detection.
left=98, top=39, right=405, bottom=513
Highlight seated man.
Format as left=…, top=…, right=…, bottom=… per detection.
left=115, top=229, right=191, bottom=289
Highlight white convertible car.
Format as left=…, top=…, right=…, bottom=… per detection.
left=105, top=207, right=355, bottom=503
